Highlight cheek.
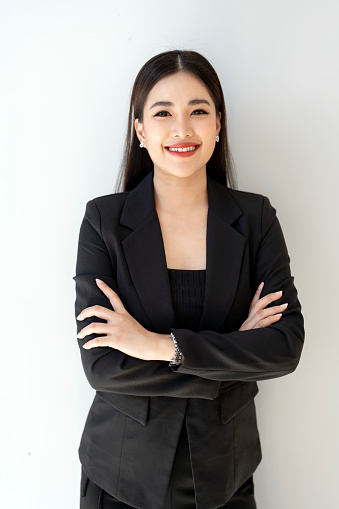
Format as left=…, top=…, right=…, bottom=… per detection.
left=143, top=132, right=164, bottom=161
left=145, top=127, right=170, bottom=157
left=205, top=141, right=217, bottom=161
left=146, top=139, right=163, bottom=157
left=203, top=125, right=217, bottom=146
left=144, top=121, right=166, bottom=140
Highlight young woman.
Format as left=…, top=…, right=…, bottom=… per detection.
left=74, top=50, right=304, bottom=509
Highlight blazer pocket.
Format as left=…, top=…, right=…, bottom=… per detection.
left=220, top=382, right=259, bottom=424
left=96, top=391, right=150, bottom=426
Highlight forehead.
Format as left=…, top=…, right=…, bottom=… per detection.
left=144, top=71, right=213, bottom=107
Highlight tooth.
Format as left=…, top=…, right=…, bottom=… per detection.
left=167, top=145, right=198, bottom=152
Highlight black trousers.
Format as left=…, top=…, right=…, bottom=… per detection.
left=80, top=422, right=257, bottom=509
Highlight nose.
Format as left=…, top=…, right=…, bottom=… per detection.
left=171, top=114, right=193, bottom=138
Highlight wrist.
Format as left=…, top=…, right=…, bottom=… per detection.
left=169, top=331, right=183, bottom=367
left=150, top=332, right=175, bottom=361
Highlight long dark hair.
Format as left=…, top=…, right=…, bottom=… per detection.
left=115, top=50, right=236, bottom=192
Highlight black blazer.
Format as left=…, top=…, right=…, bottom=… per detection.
left=74, top=169, right=304, bottom=509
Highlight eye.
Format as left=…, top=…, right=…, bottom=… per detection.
left=153, top=110, right=171, bottom=117
left=192, top=109, right=209, bottom=116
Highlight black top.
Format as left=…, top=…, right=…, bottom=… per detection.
left=166, top=269, right=206, bottom=504
left=167, top=269, right=206, bottom=331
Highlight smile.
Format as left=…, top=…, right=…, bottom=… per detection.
left=167, top=145, right=198, bottom=152
left=165, top=144, right=200, bottom=157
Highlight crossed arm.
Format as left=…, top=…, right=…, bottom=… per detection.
left=74, top=197, right=304, bottom=395
left=77, top=279, right=287, bottom=361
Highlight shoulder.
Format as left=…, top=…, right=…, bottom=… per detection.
left=88, top=190, right=129, bottom=211
left=80, top=191, right=131, bottom=240
left=226, top=187, right=268, bottom=211
left=84, top=191, right=129, bottom=220
left=208, top=176, right=270, bottom=215
left=228, top=187, right=276, bottom=215
left=225, top=187, right=278, bottom=239
left=82, top=171, right=156, bottom=234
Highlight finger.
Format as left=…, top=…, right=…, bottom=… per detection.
left=248, top=282, right=264, bottom=314
left=96, top=279, right=125, bottom=312
left=251, top=290, right=283, bottom=314
left=77, top=322, right=112, bottom=339
left=82, top=336, right=114, bottom=350
left=255, top=302, right=288, bottom=319
left=255, top=282, right=264, bottom=298
left=253, top=313, right=282, bottom=329
left=243, top=303, right=287, bottom=330
left=77, top=305, right=114, bottom=321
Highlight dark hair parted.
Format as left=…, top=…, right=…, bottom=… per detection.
left=116, top=50, right=236, bottom=192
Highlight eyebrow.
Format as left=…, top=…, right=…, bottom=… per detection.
left=149, top=98, right=211, bottom=110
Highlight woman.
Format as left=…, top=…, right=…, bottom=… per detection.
left=74, top=50, right=304, bottom=509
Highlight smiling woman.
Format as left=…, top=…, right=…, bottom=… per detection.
left=135, top=72, right=220, bottom=176
left=74, top=50, right=304, bottom=509
left=117, top=50, right=235, bottom=192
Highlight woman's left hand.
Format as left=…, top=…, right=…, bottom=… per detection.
left=76, top=279, right=157, bottom=361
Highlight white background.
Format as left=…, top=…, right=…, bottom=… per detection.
left=1, top=1, right=338, bottom=508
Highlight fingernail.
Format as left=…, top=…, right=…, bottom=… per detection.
left=275, top=291, right=283, bottom=295
left=259, top=282, right=264, bottom=289
left=77, top=313, right=82, bottom=320
left=280, top=303, right=288, bottom=308
left=96, top=278, right=103, bottom=284
left=82, top=344, right=88, bottom=349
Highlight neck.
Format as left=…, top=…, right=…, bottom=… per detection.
left=153, top=167, right=208, bottom=215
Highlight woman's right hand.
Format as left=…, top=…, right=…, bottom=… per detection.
left=239, top=282, right=288, bottom=331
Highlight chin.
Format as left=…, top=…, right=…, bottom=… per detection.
left=154, top=163, right=207, bottom=180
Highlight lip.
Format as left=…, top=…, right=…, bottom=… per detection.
left=164, top=142, right=200, bottom=158
left=166, top=142, right=200, bottom=148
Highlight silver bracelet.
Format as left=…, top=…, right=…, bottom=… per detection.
left=169, top=332, right=183, bottom=366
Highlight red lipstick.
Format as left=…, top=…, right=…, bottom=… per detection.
left=165, top=142, right=200, bottom=158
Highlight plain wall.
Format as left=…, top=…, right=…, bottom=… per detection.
left=1, top=1, right=338, bottom=507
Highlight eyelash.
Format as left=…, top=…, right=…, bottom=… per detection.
left=153, top=109, right=209, bottom=117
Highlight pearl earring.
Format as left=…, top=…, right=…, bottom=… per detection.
left=139, top=141, right=144, bottom=148
left=216, top=135, right=219, bottom=142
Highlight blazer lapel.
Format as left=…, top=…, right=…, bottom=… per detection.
left=198, top=177, right=246, bottom=331
left=120, top=170, right=246, bottom=334
left=120, top=171, right=177, bottom=333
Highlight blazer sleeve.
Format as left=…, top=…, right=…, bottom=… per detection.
left=73, top=200, right=220, bottom=400
left=171, top=196, right=305, bottom=381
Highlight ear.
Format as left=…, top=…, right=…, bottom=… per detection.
left=135, top=118, right=145, bottom=146
left=216, top=112, right=221, bottom=135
